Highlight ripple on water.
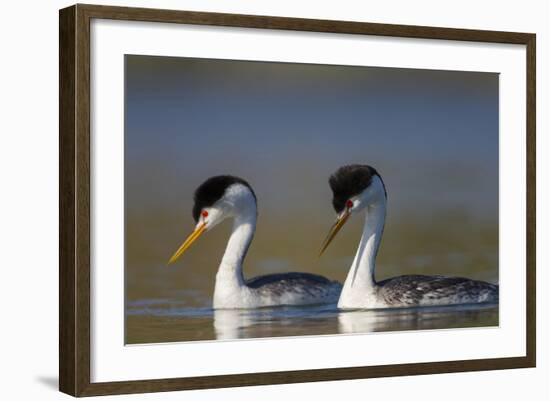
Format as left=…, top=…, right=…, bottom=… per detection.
left=125, top=299, right=498, bottom=344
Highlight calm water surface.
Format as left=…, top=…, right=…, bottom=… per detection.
left=126, top=297, right=498, bottom=344
left=124, top=58, right=499, bottom=344
left=125, top=215, right=499, bottom=344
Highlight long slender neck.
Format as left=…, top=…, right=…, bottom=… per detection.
left=216, top=211, right=256, bottom=287
left=342, top=200, right=386, bottom=292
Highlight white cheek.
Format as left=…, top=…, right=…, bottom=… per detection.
left=203, top=208, right=225, bottom=230
left=352, top=197, right=367, bottom=212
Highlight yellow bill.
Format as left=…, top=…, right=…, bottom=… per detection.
left=319, top=210, right=351, bottom=257
left=167, top=222, right=207, bottom=265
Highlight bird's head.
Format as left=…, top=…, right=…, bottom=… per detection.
left=168, top=175, right=256, bottom=265
left=319, top=164, right=386, bottom=256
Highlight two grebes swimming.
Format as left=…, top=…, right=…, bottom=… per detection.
left=168, top=165, right=498, bottom=310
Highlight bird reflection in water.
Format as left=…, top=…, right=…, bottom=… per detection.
left=213, top=309, right=254, bottom=340
left=212, top=303, right=498, bottom=341
left=337, top=304, right=499, bottom=334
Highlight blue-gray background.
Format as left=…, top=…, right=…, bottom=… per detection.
left=125, top=55, right=498, bottom=343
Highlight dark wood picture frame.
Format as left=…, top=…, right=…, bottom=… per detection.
left=59, top=3, right=536, bottom=397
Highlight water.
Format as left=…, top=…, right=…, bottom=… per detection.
left=124, top=215, right=499, bottom=344
left=125, top=297, right=498, bottom=344
left=124, top=57, right=499, bottom=344
left=124, top=214, right=498, bottom=344
left=124, top=214, right=499, bottom=344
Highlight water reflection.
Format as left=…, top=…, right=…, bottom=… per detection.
left=213, top=309, right=253, bottom=340
left=212, top=305, right=339, bottom=340
left=337, top=303, right=499, bottom=334
left=210, top=304, right=498, bottom=341
left=126, top=298, right=498, bottom=344
left=125, top=57, right=499, bottom=344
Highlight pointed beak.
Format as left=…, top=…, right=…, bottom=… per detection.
left=319, top=209, right=351, bottom=257
left=167, top=222, right=207, bottom=265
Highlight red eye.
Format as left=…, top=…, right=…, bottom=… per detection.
left=346, top=200, right=353, bottom=209
left=201, top=210, right=209, bottom=218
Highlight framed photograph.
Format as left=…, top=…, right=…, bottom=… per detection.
left=59, top=4, right=536, bottom=397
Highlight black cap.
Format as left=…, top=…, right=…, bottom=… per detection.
left=192, top=175, right=256, bottom=222
left=329, top=165, right=386, bottom=213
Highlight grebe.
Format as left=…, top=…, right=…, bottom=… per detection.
left=319, top=165, right=498, bottom=310
left=168, top=175, right=341, bottom=309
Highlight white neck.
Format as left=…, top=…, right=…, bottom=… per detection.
left=210, top=183, right=258, bottom=308
left=217, top=212, right=256, bottom=283
left=213, top=206, right=257, bottom=307
left=339, top=199, right=386, bottom=306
